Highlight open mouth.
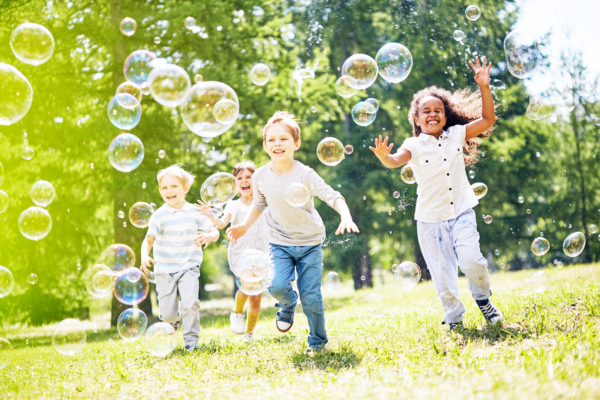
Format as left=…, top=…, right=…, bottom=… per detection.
left=166, top=195, right=177, bottom=200
left=427, top=120, right=440, bottom=126
left=273, top=149, right=285, bottom=155
left=240, top=184, right=251, bottom=192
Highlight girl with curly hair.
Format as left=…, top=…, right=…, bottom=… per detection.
left=370, top=56, right=501, bottom=331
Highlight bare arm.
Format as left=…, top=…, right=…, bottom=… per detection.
left=333, top=198, right=360, bottom=235
left=195, top=227, right=221, bottom=248
left=141, top=236, right=155, bottom=274
left=226, top=206, right=263, bottom=243
left=195, top=201, right=232, bottom=229
left=466, top=56, right=496, bottom=140
left=369, top=135, right=412, bottom=168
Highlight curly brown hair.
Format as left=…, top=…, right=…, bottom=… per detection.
left=408, top=86, right=495, bottom=165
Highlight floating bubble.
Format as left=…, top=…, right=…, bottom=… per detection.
left=311, top=106, right=317, bottom=113
left=375, top=43, right=413, bottom=84
left=221, top=240, right=229, bottom=248
left=200, top=172, right=237, bottom=207
left=101, top=244, right=135, bottom=272
left=316, top=137, right=344, bottom=166
left=126, top=268, right=142, bottom=283
left=344, top=144, right=354, bottom=154
left=0, top=191, right=8, bottom=214
left=30, top=180, right=55, bottom=207
left=518, top=196, right=524, bottom=203
left=129, top=202, right=154, bottom=228
left=490, top=79, right=506, bottom=91
left=0, top=63, right=33, bottom=126
left=236, top=250, right=273, bottom=296
left=351, top=101, right=377, bottom=127
left=18, top=206, right=52, bottom=241
left=114, top=268, right=149, bottom=305
left=393, top=191, right=400, bottom=198
left=148, top=64, right=191, bottom=107
left=401, top=164, right=416, bottom=184
left=563, top=232, right=585, bottom=257
left=213, top=99, right=239, bottom=125
left=118, top=210, right=125, bottom=218
left=527, top=209, right=531, bottom=214
left=158, top=150, right=165, bottom=159
left=323, top=271, right=341, bottom=291
left=194, top=74, right=203, bottom=83
left=147, top=271, right=155, bottom=283
left=526, top=271, right=549, bottom=293
left=184, top=16, right=197, bottom=30
left=28, top=273, right=38, bottom=285
left=526, top=95, right=575, bottom=120
left=394, top=261, right=421, bottom=291
left=483, top=215, right=493, bottom=224
left=365, top=98, right=380, bottom=113
left=117, top=308, right=148, bottom=342
left=341, top=54, right=378, bottom=90
left=556, top=261, right=563, bottom=269
left=22, top=146, right=34, bottom=160
left=52, top=319, right=86, bottom=356
left=453, top=30, right=466, bottom=41
left=116, top=81, right=142, bottom=103
left=284, top=183, right=310, bottom=207
left=590, top=225, right=598, bottom=234
left=108, top=133, right=144, bottom=173
left=143, top=322, right=178, bottom=357
left=85, top=264, right=114, bottom=298
left=249, top=63, right=271, bottom=86
left=465, top=5, right=481, bottom=21
left=154, top=37, right=161, bottom=44
left=181, top=81, right=240, bottom=138
left=107, top=94, right=142, bottom=130
left=468, top=170, right=475, bottom=179
left=335, top=76, right=357, bottom=98
left=0, top=266, right=14, bottom=298
left=0, top=338, right=13, bottom=369
left=504, top=30, right=539, bottom=79
left=494, top=249, right=500, bottom=256
left=119, top=17, right=137, bottom=36
left=531, top=237, right=550, bottom=256
left=10, top=23, right=55, bottom=66
left=472, top=182, right=487, bottom=199
left=500, top=263, right=506, bottom=270
left=362, top=293, right=385, bottom=319
left=433, top=290, right=461, bottom=314
left=123, top=50, right=156, bottom=89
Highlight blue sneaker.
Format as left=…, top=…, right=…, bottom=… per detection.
left=275, top=303, right=295, bottom=333
left=305, top=344, right=328, bottom=354
left=185, top=344, right=198, bottom=352
left=441, top=320, right=463, bottom=331
left=476, top=298, right=503, bottom=325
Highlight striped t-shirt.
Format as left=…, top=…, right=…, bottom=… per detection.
left=146, top=202, right=209, bottom=274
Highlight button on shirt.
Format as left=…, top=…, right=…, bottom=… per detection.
left=400, top=125, right=478, bottom=223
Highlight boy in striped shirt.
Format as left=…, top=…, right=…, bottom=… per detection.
left=141, top=164, right=219, bottom=351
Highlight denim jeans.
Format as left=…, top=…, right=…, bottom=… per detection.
left=268, top=244, right=327, bottom=347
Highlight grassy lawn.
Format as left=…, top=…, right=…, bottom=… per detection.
left=1, top=265, right=600, bottom=399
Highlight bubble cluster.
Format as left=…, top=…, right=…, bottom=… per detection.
left=0, top=191, right=9, bottom=214
left=351, top=101, right=377, bottom=126
left=526, top=271, right=549, bottom=293
left=100, top=244, right=136, bottom=272
left=143, top=322, right=178, bottom=357
left=114, top=268, right=150, bottom=305
left=10, top=23, right=54, bottom=66
left=316, top=137, right=345, bottom=166
left=108, top=133, right=145, bottom=173
left=531, top=237, right=550, bottom=256
left=433, top=290, right=461, bottom=314
left=362, top=293, right=385, bottom=319
left=0, top=266, right=14, bottom=298
left=335, top=76, right=357, bottom=98
left=563, top=232, right=585, bottom=257
left=465, top=5, right=481, bottom=21
left=504, top=30, right=539, bottom=79
left=129, top=202, right=154, bottom=228
left=181, top=81, right=239, bottom=138
left=453, top=30, right=466, bottom=41
left=0, top=338, right=13, bottom=369
left=284, top=183, right=310, bottom=207
left=148, top=64, right=191, bottom=107
left=341, top=54, right=378, bottom=90
left=124, top=50, right=156, bottom=89
left=52, top=319, right=86, bottom=356
left=28, top=273, right=38, bottom=285
left=108, top=94, right=142, bottom=130
left=0, top=63, right=33, bottom=126
left=200, top=172, right=237, bottom=207
left=213, top=99, right=239, bottom=124
left=394, top=261, right=421, bottom=291
left=323, top=271, right=341, bottom=291
left=18, top=206, right=52, bottom=241
left=400, top=164, right=416, bottom=184
left=119, top=17, right=137, bottom=36
left=116, top=81, right=142, bottom=103
left=472, top=182, right=488, bottom=199
left=117, top=308, right=148, bottom=342
left=249, top=63, right=271, bottom=86
left=30, top=180, right=55, bottom=207
left=375, top=43, right=413, bottom=84
left=85, top=264, right=114, bottom=298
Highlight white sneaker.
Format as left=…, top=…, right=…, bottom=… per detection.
left=230, top=311, right=245, bottom=335
left=242, top=333, right=254, bottom=343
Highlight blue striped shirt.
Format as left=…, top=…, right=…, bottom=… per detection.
left=146, top=202, right=209, bottom=274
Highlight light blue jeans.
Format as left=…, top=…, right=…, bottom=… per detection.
left=268, top=244, right=327, bottom=348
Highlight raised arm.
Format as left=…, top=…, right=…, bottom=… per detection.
left=195, top=201, right=232, bottom=229
left=226, top=206, right=263, bottom=243
left=369, top=135, right=411, bottom=168
left=465, top=56, right=496, bottom=140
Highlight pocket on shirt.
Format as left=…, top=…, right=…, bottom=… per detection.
left=418, top=151, right=440, bottom=176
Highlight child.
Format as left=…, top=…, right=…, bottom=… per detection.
left=370, top=56, right=501, bottom=330
left=195, top=160, right=269, bottom=343
left=141, top=164, right=220, bottom=350
left=227, top=111, right=359, bottom=352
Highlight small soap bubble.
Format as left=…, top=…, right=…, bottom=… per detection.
left=365, top=98, right=380, bottom=112
left=595, top=118, right=600, bottom=127
left=316, top=137, right=345, bottom=166
left=147, top=271, right=155, bottom=283
left=129, top=202, right=154, bottom=228
left=590, top=224, right=598, bottom=234
left=536, top=152, right=541, bottom=157
left=117, top=308, right=148, bottom=342
left=148, top=64, right=191, bottom=108
left=494, top=249, right=500, bottom=256
left=18, top=207, right=52, bottom=241
left=118, top=210, right=125, bottom=218
left=344, top=144, right=354, bottom=154
left=311, top=106, right=317, bottom=113
left=142, top=182, right=147, bottom=189
left=123, top=221, right=127, bottom=227
left=213, top=99, right=239, bottom=124
left=249, top=63, right=271, bottom=86
left=518, top=196, right=524, bottom=203
left=556, top=262, right=563, bottom=269
left=363, top=196, right=367, bottom=200
left=531, top=237, right=549, bottom=256
left=563, top=232, right=585, bottom=257
left=483, top=215, right=493, bottom=224
left=194, top=74, right=203, bottom=83
left=10, top=23, right=55, bottom=66
left=351, top=101, right=377, bottom=126
left=90, top=163, right=94, bottom=169
left=323, top=271, right=340, bottom=291
left=335, top=76, right=357, bottom=98
left=472, top=182, right=487, bottom=199
left=123, top=50, right=156, bottom=89
left=341, top=54, right=378, bottom=90
left=284, top=183, right=310, bottom=207
left=453, top=30, right=466, bottom=41
left=0, top=266, right=15, bottom=298
left=500, top=157, right=505, bottom=162
left=22, top=146, right=35, bottom=160
left=0, top=191, right=8, bottom=214
left=155, top=159, right=159, bottom=164
left=154, top=37, right=161, bottom=44
left=0, top=63, right=34, bottom=126
left=116, top=81, right=142, bottom=103
left=499, top=263, right=506, bottom=270
left=526, top=271, right=549, bottom=293
left=119, top=17, right=137, bottom=36
left=85, top=264, right=114, bottom=297
left=235, top=250, right=273, bottom=296
left=27, top=273, right=38, bottom=285
left=52, top=319, right=86, bottom=356
left=126, top=268, right=142, bottom=283
left=504, top=30, right=539, bottom=79
left=108, top=133, right=144, bottom=173
left=362, top=293, right=385, bottom=319
left=401, top=164, right=416, bottom=184
left=394, top=261, right=421, bottom=291
left=101, top=244, right=135, bottom=272
left=468, top=170, right=475, bottom=179
left=201, top=172, right=237, bottom=207
left=143, top=322, right=178, bottom=357
left=184, top=16, right=197, bottom=30
left=388, top=210, right=392, bottom=216
left=107, top=94, right=141, bottom=130
left=30, top=180, right=55, bottom=207
left=465, top=5, right=481, bottom=21
left=527, top=209, right=531, bottom=214
left=393, top=191, right=400, bottom=199
left=0, top=338, right=14, bottom=369
left=221, top=239, right=229, bottom=248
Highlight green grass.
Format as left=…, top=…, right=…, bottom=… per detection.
left=2, top=265, right=600, bottom=399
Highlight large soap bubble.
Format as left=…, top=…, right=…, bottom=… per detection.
left=116, top=81, right=142, bottom=103
left=52, top=319, right=86, bottom=356
left=317, top=137, right=344, bottom=166
left=472, top=182, right=488, bottom=199
left=143, top=322, right=178, bottom=357
left=362, top=293, right=385, bottom=319
left=10, top=23, right=54, bottom=66
left=236, top=249, right=273, bottom=296
left=213, top=99, right=239, bottom=124
left=124, top=50, right=156, bottom=89
left=531, top=237, right=550, bottom=256
left=284, top=183, right=310, bottom=207
left=400, top=164, right=416, bottom=184
left=107, top=93, right=141, bottom=130
left=0, top=191, right=8, bottom=214
left=375, top=43, right=413, bottom=84
left=181, top=81, right=239, bottom=139
left=526, top=270, right=549, bottom=293
left=393, top=261, right=421, bottom=291
left=465, top=5, right=481, bottom=21
left=0, top=63, right=33, bottom=126
left=18, top=206, right=52, bottom=241
left=335, top=76, right=357, bottom=98
left=85, top=264, right=114, bottom=298
left=148, top=64, right=191, bottom=107
left=100, top=244, right=135, bottom=272
left=30, top=180, right=55, bottom=207
left=342, top=54, right=378, bottom=90
left=504, top=30, right=539, bottom=79
left=108, top=133, right=144, bottom=173
left=129, top=202, right=154, bottom=228
left=117, top=308, right=148, bottom=342
left=249, top=63, right=271, bottom=86
left=200, top=172, right=237, bottom=207
left=351, top=101, right=377, bottom=126
left=323, top=271, right=341, bottom=292
left=563, top=232, right=585, bottom=257
left=119, top=17, right=137, bottom=36
left=526, top=95, right=575, bottom=120
left=0, top=338, right=13, bottom=369
left=0, top=266, right=14, bottom=298
left=114, top=268, right=149, bottom=305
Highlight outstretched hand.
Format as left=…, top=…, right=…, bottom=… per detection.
left=369, top=135, right=394, bottom=161
left=335, top=219, right=360, bottom=235
left=226, top=223, right=247, bottom=244
left=469, top=56, right=492, bottom=87
left=195, top=200, right=212, bottom=215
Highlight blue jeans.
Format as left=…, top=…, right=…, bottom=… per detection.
left=268, top=244, right=327, bottom=347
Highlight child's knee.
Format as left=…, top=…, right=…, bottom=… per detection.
left=180, top=297, right=200, bottom=314
left=269, top=282, right=289, bottom=298
left=248, top=295, right=261, bottom=307
left=299, top=293, right=323, bottom=313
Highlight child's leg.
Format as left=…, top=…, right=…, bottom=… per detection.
left=268, top=244, right=299, bottom=310
left=235, top=290, right=249, bottom=313
left=176, top=267, right=201, bottom=347
left=155, top=273, right=181, bottom=323
left=246, top=293, right=262, bottom=333
left=296, top=245, right=327, bottom=348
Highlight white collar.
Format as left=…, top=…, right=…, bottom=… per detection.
left=418, top=131, right=448, bottom=142
left=164, top=202, right=192, bottom=214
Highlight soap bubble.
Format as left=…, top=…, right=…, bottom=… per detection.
left=490, top=79, right=506, bottom=91
left=143, top=322, right=178, bottom=357
left=158, top=150, right=165, bottom=159
left=365, top=98, right=380, bottom=112
left=194, top=74, right=203, bottom=83
left=148, top=64, right=191, bottom=107
left=556, top=261, right=564, bottom=269
left=126, top=268, right=142, bottom=283
left=116, top=81, right=142, bottom=103
left=590, top=225, right=598, bottom=234
left=30, top=180, right=55, bottom=207
left=468, top=170, right=475, bottom=179
left=472, top=182, right=488, bottom=199
left=107, top=93, right=142, bottom=130
left=494, top=249, right=500, bottom=256
left=108, top=133, right=144, bottom=173
left=361, top=293, right=385, bottom=319
left=147, top=271, right=155, bottom=283
left=394, top=261, right=421, bottom=291
left=118, top=210, right=125, bottom=218
left=311, top=106, right=317, bottom=113
left=400, top=164, right=416, bottom=184
left=335, top=76, right=357, bottom=98
left=432, top=290, right=461, bottom=314
left=28, top=273, right=38, bottom=285
left=0, top=63, right=33, bottom=126
left=123, top=50, right=156, bottom=89
left=465, top=5, right=481, bottom=21
left=375, top=43, right=413, bottom=84
left=119, top=17, right=137, bottom=36
left=531, top=237, right=550, bottom=256
left=249, top=63, right=271, bottom=86
left=22, top=146, right=34, bottom=160
left=518, top=196, right=524, bottom=203
left=527, top=209, right=531, bottom=214
left=344, top=144, right=354, bottom=154
left=221, top=240, right=229, bottom=247
left=351, top=101, right=377, bottom=126
left=200, top=172, right=237, bottom=207
left=393, top=191, right=400, bottom=198
left=85, top=264, right=114, bottom=298
left=236, top=249, right=273, bottom=296
left=526, top=271, right=549, bottom=293
left=0, top=338, right=13, bottom=369
left=52, top=319, right=86, bottom=356
left=10, top=23, right=55, bottom=66
left=317, top=137, right=345, bottom=166
left=453, top=30, right=466, bottom=41
left=0, top=191, right=8, bottom=214
left=213, top=99, right=239, bottom=124
left=18, top=206, right=52, bottom=241
left=323, top=271, right=341, bottom=291
left=181, top=81, right=239, bottom=138
left=526, top=95, right=575, bottom=120
left=154, top=37, right=161, bottom=44
left=483, top=215, right=493, bottom=224
left=114, top=268, right=149, bottom=305
left=0, top=266, right=14, bottom=298
left=341, top=54, right=378, bottom=90
left=563, top=232, right=585, bottom=257
left=117, top=308, right=148, bottom=342
left=101, top=244, right=135, bottom=272
left=129, top=202, right=154, bottom=228
left=504, top=30, right=539, bottom=79
left=184, top=16, right=197, bottom=30
left=284, top=183, right=310, bottom=207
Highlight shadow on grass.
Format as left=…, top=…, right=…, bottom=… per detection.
left=290, top=341, right=362, bottom=371
left=450, top=323, right=533, bottom=346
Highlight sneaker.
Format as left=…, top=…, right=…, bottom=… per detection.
left=441, top=320, right=463, bottom=331
left=230, top=311, right=245, bottom=335
left=168, top=321, right=180, bottom=333
left=185, top=344, right=198, bottom=352
left=305, top=344, right=328, bottom=354
left=275, top=303, right=295, bottom=333
left=242, top=333, right=254, bottom=343
left=476, top=298, right=503, bottom=325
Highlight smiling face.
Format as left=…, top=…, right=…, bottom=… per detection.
left=234, top=168, right=253, bottom=199
left=263, top=123, right=301, bottom=161
left=414, top=96, right=447, bottom=136
left=159, top=174, right=190, bottom=209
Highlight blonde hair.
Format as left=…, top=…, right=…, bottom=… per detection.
left=157, top=164, right=195, bottom=187
left=232, top=160, right=257, bottom=177
left=262, top=111, right=301, bottom=142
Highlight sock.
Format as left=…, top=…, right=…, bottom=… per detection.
left=234, top=293, right=248, bottom=313
left=246, top=312, right=260, bottom=333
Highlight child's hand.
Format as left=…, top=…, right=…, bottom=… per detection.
left=369, top=135, right=394, bottom=161
left=195, top=200, right=212, bottom=215
left=469, top=56, right=492, bottom=87
left=141, top=257, right=154, bottom=275
left=195, top=232, right=214, bottom=249
left=226, top=223, right=247, bottom=244
left=335, top=218, right=360, bottom=235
